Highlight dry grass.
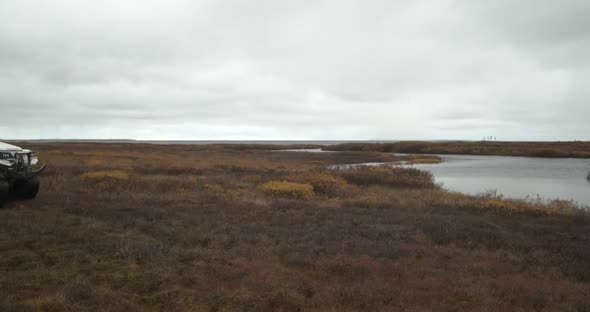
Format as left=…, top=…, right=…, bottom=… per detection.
left=0, top=142, right=588, bottom=311
left=258, top=181, right=315, bottom=200
left=337, top=165, right=437, bottom=188
left=477, top=191, right=582, bottom=216
left=81, top=170, right=130, bottom=181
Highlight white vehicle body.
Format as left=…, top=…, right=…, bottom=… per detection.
left=0, top=142, right=43, bottom=176
left=0, top=142, right=38, bottom=167
left=0, top=142, right=24, bottom=151
left=0, top=142, right=44, bottom=206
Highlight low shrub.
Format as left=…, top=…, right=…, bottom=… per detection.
left=544, top=199, right=583, bottom=215
left=240, top=175, right=263, bottom=184
left=478, top=192, right=584, bottom=216
left=84, top=158, right=106, bottom=167
left=344, top=194, right=392, bottom=209
left=286, top=172, right=353, bottom=197
left=338, top=166, right=436, bottom=188
left=479, top=197, right=558, bottom=215
left=80, top=170, right=129, bottom=181
left=203, top=183, right=225, bottom=194
left=480, top=199, right=529, bottom=214
left=258, top=181, right=314, bottom=200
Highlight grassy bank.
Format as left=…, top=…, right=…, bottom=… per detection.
left=324, top=141, right=590, bottom=158
left=0, top=143, right=589, bottom=311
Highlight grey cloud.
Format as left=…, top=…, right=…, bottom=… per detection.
left=464, top=1, right=590, bottom=45
left=0, top=0, right=588, bottom=140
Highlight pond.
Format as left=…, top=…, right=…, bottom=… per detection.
left=410, top=154, right=590, bottom=207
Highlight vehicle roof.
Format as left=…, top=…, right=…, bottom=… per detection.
left=0, top=142, right=23, bottom=151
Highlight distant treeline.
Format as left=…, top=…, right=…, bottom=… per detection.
left=324, top=141, right=590, bottom=158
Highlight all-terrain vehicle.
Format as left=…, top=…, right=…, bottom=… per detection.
left=0, top=142, right=45, bottom=207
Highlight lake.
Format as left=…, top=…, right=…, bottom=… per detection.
left=410, top=154, right=590, bottom=207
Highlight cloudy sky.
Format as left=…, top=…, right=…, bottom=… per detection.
left=1, top=0, right=588, bottom=140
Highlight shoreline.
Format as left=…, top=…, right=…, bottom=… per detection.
left=324, top=141, right=590, bottom=158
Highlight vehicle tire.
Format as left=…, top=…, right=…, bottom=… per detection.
left=0, top=180, right=9, bottom=207
left=13, top=176, right=40, bottom=200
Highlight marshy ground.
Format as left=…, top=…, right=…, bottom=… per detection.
left=0, top=143, right=589, bottom=311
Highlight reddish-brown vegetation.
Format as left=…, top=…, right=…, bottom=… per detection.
left=0, top=143, right=588, bottom=311
left=338, top=165, right=437, bottom=189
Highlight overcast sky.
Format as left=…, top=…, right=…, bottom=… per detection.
left=1, top=0, right=588, bottom=140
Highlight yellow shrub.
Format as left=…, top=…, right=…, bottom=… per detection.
left=258, top=181, right=314, bottom=200
left=81, top=170, right=129, bottom=181
left=287, top=172, right=352, bottom=197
